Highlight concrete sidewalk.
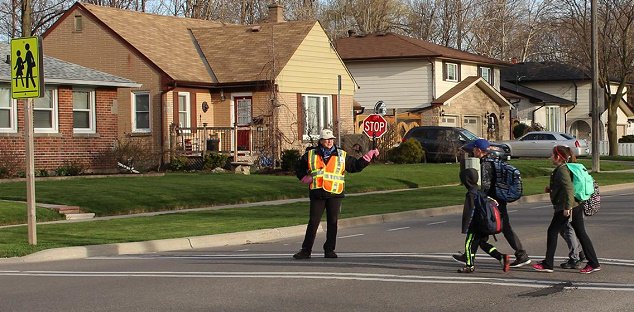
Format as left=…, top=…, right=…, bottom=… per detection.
left=1, top=182, right=632, bottom=264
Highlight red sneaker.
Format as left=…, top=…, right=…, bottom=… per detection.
left=532, top=262, right=554, bottom=273
left=579, top=264, right=601, bottom=274
left=501, top=254, right=510, bottom=272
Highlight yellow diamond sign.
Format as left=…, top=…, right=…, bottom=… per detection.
left=10, top=36, right=44, bottom=99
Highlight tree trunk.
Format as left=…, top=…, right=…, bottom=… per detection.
left=607, top=99, right=618, bottom=156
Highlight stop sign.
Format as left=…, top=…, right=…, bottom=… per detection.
left=362, top=114, right=388, bottom=138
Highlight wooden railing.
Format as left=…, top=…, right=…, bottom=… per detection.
left=170, top=125, right=271, bottom=160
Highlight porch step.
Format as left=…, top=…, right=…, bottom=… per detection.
left=64, top=213, right=96, bottom=220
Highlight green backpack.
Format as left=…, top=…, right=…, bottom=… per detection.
left=566, top=163, right=595, bottom=202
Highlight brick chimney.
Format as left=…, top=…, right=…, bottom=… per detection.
left=511, top=57, right=518, bottom=64
left=267, top=2, right=285, bottom=23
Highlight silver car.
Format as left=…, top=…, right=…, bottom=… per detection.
left=501, top=131, right=589, bottom=158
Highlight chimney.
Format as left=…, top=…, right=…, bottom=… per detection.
left=347, top=29, right=356, bottom=37
left=511, top=57, right=518, bottom=64
left=267, top=2, right=285, bottom=23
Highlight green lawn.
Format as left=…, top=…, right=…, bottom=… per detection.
left=0, top=159, right=632, bottom=258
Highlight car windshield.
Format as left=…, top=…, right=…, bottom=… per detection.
left=459, top=129, right=479, bottom=140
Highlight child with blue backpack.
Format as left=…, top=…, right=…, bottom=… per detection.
left=454, top=168, right=510, bottom=273
left=532, top=145, right=601, bottom=274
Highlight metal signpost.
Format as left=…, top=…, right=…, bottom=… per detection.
left=10, top=36, right=44, bottom=245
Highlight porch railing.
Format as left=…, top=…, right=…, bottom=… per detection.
left=589, top=141, right=634, bottom=156
left=170, top=125, right=271, bottom=162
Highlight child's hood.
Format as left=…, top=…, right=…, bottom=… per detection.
left=460, top=168, right=479, bottom=190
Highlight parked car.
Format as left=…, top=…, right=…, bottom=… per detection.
left=500, top=131, right=589, bottom=158
left=401, top=126, right=511, bottom=162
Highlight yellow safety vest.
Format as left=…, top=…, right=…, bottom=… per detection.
left=307, top=149, right=346, bottom=194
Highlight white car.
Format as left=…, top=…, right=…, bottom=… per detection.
left=501, top=131, right=589, bottom=158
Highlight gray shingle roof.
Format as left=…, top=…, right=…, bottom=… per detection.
left=1, top=43, right=139, bottom=87
left=500, top=81, right=575, bottom=106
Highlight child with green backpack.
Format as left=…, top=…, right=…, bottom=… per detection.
left=532, top=145, right=601, bottom=274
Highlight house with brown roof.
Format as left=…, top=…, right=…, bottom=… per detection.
left=0, top=43, right=140, bottom=175
left=335, top=33, right=512, bottom=141
left=42, top=2, right=356, bottom=166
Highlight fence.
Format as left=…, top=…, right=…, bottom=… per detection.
left=589, top=141, right=634, bottom=156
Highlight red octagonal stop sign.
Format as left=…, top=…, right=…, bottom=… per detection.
left=362, top=114, right=388, bottom=138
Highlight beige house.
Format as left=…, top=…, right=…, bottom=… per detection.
left=335, top=33, right=512, bottom=141
left=43, top=2, right=356, bottom=165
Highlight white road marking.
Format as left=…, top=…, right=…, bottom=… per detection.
left=529, top=205, right=550, bottom=210
left=235, top=249, right=250, bottom=252
left=386, top=227, right=410, bottom=232
left=338, top=234, right=364, bottom=239
left=3, top=270, right=632, bottom=291
left=508, top=210, right=518, bottom=213
left=427, top=221, right=446, bottom=226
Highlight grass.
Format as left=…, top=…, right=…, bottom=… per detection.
left=0, top=159, right=631, bottom=258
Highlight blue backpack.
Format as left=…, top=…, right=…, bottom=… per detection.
left=566, top=163, right=594, bottom=202
left=474, top=191, right=503, bottom=235
left=490, top=159, right=523, bottom=202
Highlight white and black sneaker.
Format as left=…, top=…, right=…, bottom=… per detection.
left=452, top=253, right=467, bottom=263
left=510, top=256, right=531, bottom=268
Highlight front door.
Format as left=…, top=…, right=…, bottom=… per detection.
left=235, top=96, right=252, bottom=151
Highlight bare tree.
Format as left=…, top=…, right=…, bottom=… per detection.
left=553, top=0, right=634, bottom=155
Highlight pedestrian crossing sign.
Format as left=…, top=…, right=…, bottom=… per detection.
left=10, top=36, right=44, bottom=99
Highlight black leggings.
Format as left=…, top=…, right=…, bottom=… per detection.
left=543, top=205, right=600, bottom=268
left=464, top=231, right=503, bottom=267
left=301, top=197, right=342, bottom=252
left=498, top=201, right=527, bottom=258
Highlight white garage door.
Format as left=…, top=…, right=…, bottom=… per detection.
left=463, top=116, right=480, bottom=136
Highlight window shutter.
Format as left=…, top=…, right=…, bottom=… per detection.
left=297, top=93, right=303, bottom=141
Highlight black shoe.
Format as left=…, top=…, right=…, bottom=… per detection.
left=457, top=266, right=475, bottom=273
left=510, top=255, right=531, bottom=268
left=452, top=253, right=467, bottom=263
left=324, top=251, right=338, bottom=258
left=560, top=258, right=581, bottom=269
left=579, top=251, right=586, bottom=262
left=293, top=250, right=311, bottom=259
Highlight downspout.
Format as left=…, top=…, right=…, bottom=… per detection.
left=564, top=81, right=578, bottom=133
left=428, top=58, right=436, bottom=101
left=532, top=103, right=546, bottom=126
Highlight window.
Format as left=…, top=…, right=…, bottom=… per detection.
left=302, top=94, right=332, bottom=140
left=178, top=92, right=190, bottom=128
left=236, top=97, right=252, bottom=126
left=479, top=66, right=493, bottom=84
left=73, top=89, right=95, bottom=133
left=545, top=106, right=561, bottom=132
left=34, top=88, right=58, bottom=133
left=74, top=15, right=82, bottom=32
left=444, top=62, right=459, bottom=82
left=0, top=87, right=17, bottom=133
left=132, top=92, right=150, bottom=132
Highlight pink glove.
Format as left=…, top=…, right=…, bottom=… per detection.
left=300, top=175, right=313, bottom=184
left=363, top=149, right=379, bottom=162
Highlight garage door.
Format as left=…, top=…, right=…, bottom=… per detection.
left=463, top=116, right=480, bottom=136
left=440, top=115, right=458, bottom=127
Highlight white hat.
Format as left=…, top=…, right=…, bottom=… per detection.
left=319, top=129, right=336, bottom=140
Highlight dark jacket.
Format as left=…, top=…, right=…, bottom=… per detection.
left=296, top=145, right=369, bottom=199
left=461, top=168, right=480, bottom=234
left=479, top=154, right=495, bottom=198
left=550, top=163, right=576, bottom=212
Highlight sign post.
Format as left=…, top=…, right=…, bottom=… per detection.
left=11, top=36, right=44, bottom=245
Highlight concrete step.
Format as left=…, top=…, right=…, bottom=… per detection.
left=64, top=213, right=95, bottom=220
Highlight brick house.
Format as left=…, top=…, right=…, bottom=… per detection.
left=0, top=43, right=139, bottom=175
left=335, top=33, right=513, bottom=142
left=42, top=2, right=356, bottom=164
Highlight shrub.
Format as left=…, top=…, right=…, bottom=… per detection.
left=169, top=155, right=189, bottom=171
left=619, top=135, right=634, bottom=143
left=203, top=152, right=229, bottom=170
left=387, top=139, right=424, bottom=164
left=55, top=161, right=84, bottom=176
left=281, top=149, right=301, bottom=172
left=98, top=138, right=161, bottom=173
left=513, top=123, right=530, bottom=139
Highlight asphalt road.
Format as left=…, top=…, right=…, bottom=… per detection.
left=1, top=189, right=633, bottom=312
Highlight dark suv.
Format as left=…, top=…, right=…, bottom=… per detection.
left=401, top=126, right=511, bottom=162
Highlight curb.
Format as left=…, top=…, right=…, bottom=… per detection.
left=1, top=182, right=632, bottom=264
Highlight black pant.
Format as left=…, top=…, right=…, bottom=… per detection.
left=499, top=201, right=527, bottom=258
left=543, top=205, right=600, bottom=269
left=464, top=230, right=503, bottom=267
left=301, top=197, right=342, bottom=252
